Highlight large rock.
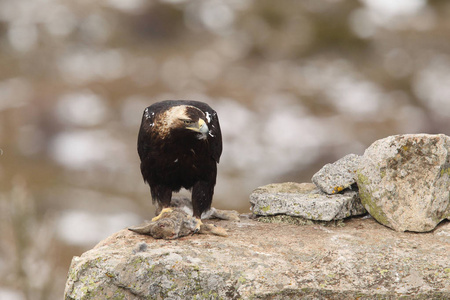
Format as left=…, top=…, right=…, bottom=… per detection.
left=65, top=218, right=450, bottom=299
left=312, top=154, right=361, bottom=194
left=250, top=182, right=366, bottom=221
left=357, top=134, right=450, bottom=232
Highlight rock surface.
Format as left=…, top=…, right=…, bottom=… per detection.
left=357, top=134, right=450, bottom=232
left=65, top=217, right=450, bottom=299
left=250, top=182, right=366, bottom=221
left=312, top=154, right=361, bottom=194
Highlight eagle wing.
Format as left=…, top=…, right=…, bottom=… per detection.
left=137, top=105, right=156, bottom=163
left=208, top=111, right=222, bottom=163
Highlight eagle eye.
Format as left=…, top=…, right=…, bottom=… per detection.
left=182, top=119, right=195, bottom=125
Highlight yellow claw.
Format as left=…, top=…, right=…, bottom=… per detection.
left=194, top=218, right=203, bottom=233
left=152, top=207, right=173, bottom=222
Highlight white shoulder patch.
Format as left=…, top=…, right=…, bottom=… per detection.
left=205, top=112, right=211, bottom=123
left=144, top=108, right=155, bottom=120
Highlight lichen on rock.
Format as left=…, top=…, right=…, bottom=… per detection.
left=250, top=182, right=366, bottom=221
left=356, top=134, right=450, bottom=232
left=64, top=218, right=450, bottom=299
left=312, top=154, right=361, bottom=195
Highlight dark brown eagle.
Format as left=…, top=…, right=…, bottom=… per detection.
left=137, top=100, right=222, bottom=228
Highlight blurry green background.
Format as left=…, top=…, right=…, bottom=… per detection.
left=1, top=0, right=450, bottom=299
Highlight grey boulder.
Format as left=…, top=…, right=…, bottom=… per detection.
left=356, top=134, right=450, bottom=232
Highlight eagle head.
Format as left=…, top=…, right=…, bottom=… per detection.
left=159, top=105, right=209, bottom=140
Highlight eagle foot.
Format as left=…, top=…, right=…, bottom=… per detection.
left=151, top=207, right=173, bottom=222
left=193, top=218, right=203, bottom=234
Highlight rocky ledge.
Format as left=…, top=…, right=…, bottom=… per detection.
left=64, top=216, right=450, bottom=299
left=65, top=134, right=450, bottom=299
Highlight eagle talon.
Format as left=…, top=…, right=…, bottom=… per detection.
left=192, top=218, right=203, bottom=235
left=152, top=207, right=173, bottom=222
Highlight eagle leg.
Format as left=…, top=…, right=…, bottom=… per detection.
left=191, top=180, right=214, bottom=219
left=150, top=185, right=172, bottom=222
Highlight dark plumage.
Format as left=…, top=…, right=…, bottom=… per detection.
left=137, top=100, right=222, bottom=219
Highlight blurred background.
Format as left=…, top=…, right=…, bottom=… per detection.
left=1, top=0, right=450, bottom=298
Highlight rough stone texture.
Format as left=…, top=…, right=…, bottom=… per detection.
left=65, top=217, right=450, bottom=299
left=312, top=154, right=361, bottom=194
left=357, top=134, right=450, bottom=232
left=250, top=182, right=366, bottom=221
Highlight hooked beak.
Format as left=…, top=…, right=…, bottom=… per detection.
left=187, top=119, right=209, bottom=138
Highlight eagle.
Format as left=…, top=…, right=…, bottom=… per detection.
left=137, top=100, right=222, bottom=229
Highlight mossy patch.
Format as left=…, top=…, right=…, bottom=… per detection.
left=256, top=214, right=345, bottom=227
left=261, top=205, right=271, bottom=212
left=258, top=182, right=316, bottom=194
left=440, top=165, right=450, bottom=177
left=356, top=171, right=390, bottom=227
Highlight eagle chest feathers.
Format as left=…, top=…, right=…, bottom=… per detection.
left=138, top=100, right=222, bottom=193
